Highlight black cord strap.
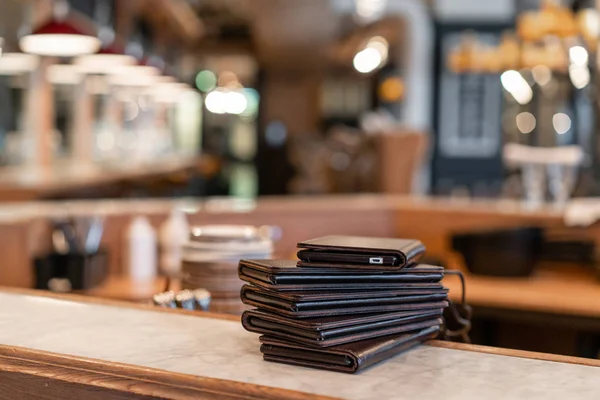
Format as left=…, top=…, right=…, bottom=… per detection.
left=442, top=269, right=472, bottom=343
left=444, top=269, right=466, bottom=305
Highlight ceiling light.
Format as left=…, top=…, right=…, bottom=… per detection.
left=355, top=0, right=387, bottom=22
left=108, top=65, right=161, bottom=86
left=47, top=64, right=83, bottom=85
left=0, top=53, right=39, bottom=76
left=73, top=54, right=136, bottom=74
left=149, top=82, right=190, bottom=104
left=569, top=46, right=589, bottom=66
left=553, top=113, right=571, bottom=135
left=19, top=1, right=100, bottom=57
left=569, top=64, right=591, bottom=89
left=500, top=70, right=533, bottom=105
left=205, top=90, right=226, bottom=114
left=225, top=91, right=248, bottom=115
left=366, top=36, right=389, bottom=61
left=353, top=47, right=382, bottom=74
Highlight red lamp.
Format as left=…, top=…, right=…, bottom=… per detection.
left=19, top=0, right=101, bottom=57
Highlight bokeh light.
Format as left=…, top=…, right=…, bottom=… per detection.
left=353, top=47, right=382, bottom=74
left=195, top=70, right=217, bottom=92
left=205, top=89, right=227, bottom=114
left=516, top=112, right=536, bottom=134
left=553, top=113, right=571, bottom=135
left=378, top=77, right=404, bottom=102
left=225, top=91, right=248, bottom=114
left=241, top=88, right=260, bottom=119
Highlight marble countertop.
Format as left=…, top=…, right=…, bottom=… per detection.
left=0, top=292, right=598, bottom=400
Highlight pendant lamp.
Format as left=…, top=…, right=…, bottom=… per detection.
left=108, top=65, right=161, bottom=87
left=0, top=53, right=39, bottom=76
left=73, top=0, right=135, bottom=74
left=19, top=0, right=101, bottom=57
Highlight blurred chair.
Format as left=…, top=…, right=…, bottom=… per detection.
left=288, top=128, right=428, bottom=195
left=326, top=127, right=378, bottom=193
left=375, top=131, right=428, bottom=194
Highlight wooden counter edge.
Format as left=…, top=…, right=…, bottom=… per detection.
left=0, top=344, right=338, bottom=400
left=428, top=340, right=600, bottom=368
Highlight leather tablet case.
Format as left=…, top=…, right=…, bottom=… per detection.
left=259, top=325, right=440, bottom=373
left=238, top=259, right=443, bottom=291
left=296, top=235, right=425, bottom=270
left=240, top=285, right=449, bottom=318
left=242, top=308, right=443, bottom=347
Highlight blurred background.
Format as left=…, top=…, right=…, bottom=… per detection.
left=1, top=0, right=600, bottom=362
left=1, top=0, right=598, bottom=202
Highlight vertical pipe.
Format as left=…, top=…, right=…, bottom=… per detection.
left=384, top=0, right=434, bottom=193
left=72, top=74, right=93, bottom=164
left=25, top=56, right=54, bottom=167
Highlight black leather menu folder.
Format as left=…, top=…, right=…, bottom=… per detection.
left=241, top=284, right=448, bottom=318
left=296, top=235, right=425, bottom=270
left=260, top=325, right=440, bottom=373
left=243, top=308, right=443, bottom=347
left=239, top=259, right=443, bottom=291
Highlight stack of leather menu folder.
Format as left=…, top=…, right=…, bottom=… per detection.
left=239, top=235, right=448, bottom=373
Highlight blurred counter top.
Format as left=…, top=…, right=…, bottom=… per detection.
left=0, top=194, right=597, bottom=304
left=0, top=193, right=567, bottom=223
left=0, top=156, right=201, bottom=201
left=0, top=289, right=599, bottom=400
left=445, top=264, right=600, bottom=320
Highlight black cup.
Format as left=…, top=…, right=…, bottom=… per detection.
left=451, top=227, right=543, bottom=277
left=33, top=249, right=108, bottom=291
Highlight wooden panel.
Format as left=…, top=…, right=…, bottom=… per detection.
left=0, top=369, right=157, bottom=400
left=0, top=346, right=333, bottom=400
left=0, top=221, right=35, bottom=288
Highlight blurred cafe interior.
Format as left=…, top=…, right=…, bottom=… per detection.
left=1, top=0, right=600, bottom=397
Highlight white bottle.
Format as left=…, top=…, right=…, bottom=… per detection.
left=124, top=216, right=157, bottom=282
left=159, top=209, right=189, bottom=276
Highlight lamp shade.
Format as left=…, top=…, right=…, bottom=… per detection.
left=0, top=53, right=39, bottom=76
left=74, top=54, right=136, bottom=74
left=20, top=13, right=101, bottom=57
left=148, top=82, right=191, bottom=104
left=108, top=65, right=161, bottom=87
left=47, top=64, right=83, bottom=85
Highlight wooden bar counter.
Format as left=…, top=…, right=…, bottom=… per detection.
left=0, top=289, right=599, bottom=400
left=0, top=194, right=597, bottom=356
